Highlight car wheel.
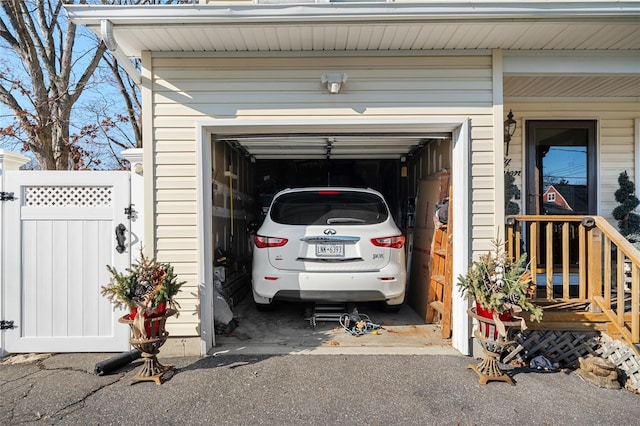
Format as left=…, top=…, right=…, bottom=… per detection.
left=255, top=301, right=274, bottom=312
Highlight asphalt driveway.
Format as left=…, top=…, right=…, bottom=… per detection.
left=1, top=351, right=638, bottom=425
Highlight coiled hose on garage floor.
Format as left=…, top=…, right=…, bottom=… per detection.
left=339, top=312, right=383, bottom=336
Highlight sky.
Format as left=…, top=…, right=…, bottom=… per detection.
left=542, top=146, right=588, bottom=187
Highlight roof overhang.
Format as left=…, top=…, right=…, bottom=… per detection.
left=64, top=1, right=640, bottom=109
left=66, top=2, right=640, bottom=56
left=66, top=2, right=640, bottom=99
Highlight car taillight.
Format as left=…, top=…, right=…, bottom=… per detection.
left=254, top=235, right=288, bottom=248
left=371, top=235, right=405, bottom=249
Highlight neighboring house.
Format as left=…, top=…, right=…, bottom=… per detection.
left=544, top=186, right=572, bottom=212
left=543, top=184, right=589, bottom=214
left=66, top=1, right=640, bottom=357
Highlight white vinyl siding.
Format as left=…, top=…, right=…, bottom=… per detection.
left=149, top=53, right=496, bottom=339
left=505, top=102, right=640, bottom=227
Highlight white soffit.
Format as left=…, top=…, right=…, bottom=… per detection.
left=66, top=2, right=640, bottom=55
left=504, top=75, right=640, bottom=98
left=66, top=3, right=640, bottom=98
left=503, top=51, right=640, bottom=97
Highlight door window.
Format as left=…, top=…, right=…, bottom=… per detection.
left=525, top=120, right=597, bottom=275
left=526, top=121, right=597, bottom=215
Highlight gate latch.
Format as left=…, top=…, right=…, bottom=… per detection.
left=1, top=320, right=16, bottom=330
left=124, top=204, right=136, bottom=219
left=0, top=192, right=15, bottom=201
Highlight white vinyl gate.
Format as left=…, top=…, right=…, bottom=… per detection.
left=1, top=171, right=132, bottom=353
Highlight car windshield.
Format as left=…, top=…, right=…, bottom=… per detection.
left=270, top=190, right=389, bottom=225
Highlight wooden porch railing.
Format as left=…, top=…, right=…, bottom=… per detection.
left=505, top=215, right=640, bottom=350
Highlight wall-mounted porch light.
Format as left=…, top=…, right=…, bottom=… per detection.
left=321, top=72, right=348, bottom=94
left=504, top=109, right=517, bottom=156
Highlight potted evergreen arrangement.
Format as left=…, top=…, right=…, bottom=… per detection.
left=612, top=170, right=640, bottom=250
left=611, top=170, right=640, bottom=291
left=457, top=240, right=543, bottom=336
left=102, top=251, right=185, bottom=384
left=101, top=250, right=185, bottom=336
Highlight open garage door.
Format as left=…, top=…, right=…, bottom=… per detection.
left=208, top=130, right=453, bottom=345
left=195, top=117, right=472, bottom=355
left=219, top=133, right=449, bottom=160
left=216, top=132, right=451, bottom=227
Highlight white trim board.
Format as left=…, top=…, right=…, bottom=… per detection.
left=195, top=116, right=472, bottom=356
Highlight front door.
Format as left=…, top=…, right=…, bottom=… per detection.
left=525, top=120, right=597, bottom=279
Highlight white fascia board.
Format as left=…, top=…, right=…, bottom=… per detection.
left=150, top=49, right=493, bottom=58
left=65, top=2, right=640, bottom=26
left=504, top=51, right=640, bottom=75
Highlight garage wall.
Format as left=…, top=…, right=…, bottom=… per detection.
left=504, top=101, right=640, bottom=225
left=147, top=53, right=496, bottom=349
left=211, top=140, right=255, bottom=261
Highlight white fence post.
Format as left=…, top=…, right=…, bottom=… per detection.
left=121, top=148, right=144, bottom=256
left=0, top=150, right=29, bottom=358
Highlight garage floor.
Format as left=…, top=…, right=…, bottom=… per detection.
left=212, top=297, right=457, bottom=356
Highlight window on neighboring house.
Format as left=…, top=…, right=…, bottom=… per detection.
left=547, top=193, right=556, bottom=202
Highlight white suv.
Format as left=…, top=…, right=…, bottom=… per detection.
left=252, top=187, right=406, bottom=311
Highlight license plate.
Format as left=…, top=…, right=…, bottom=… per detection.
left=316, top=243, right=344, bottom=257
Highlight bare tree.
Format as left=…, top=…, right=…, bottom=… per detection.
left=101, top=0, right=186, bottom=167
left=100, top=54, right=142, bottom=169
left=0, top=0, right=107, bottom=169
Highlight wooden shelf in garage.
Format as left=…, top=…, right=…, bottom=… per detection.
left=426, top=183, right=453, bottom=339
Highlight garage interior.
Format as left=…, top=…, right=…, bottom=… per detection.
left=209, top=132, right=454, bottom=350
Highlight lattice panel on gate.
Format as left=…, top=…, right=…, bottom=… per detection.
left=23, top=186, right=113, bottom=207
left=598, top=335, right=640, bottom=393
left=503, top=330, right=601, bottom=366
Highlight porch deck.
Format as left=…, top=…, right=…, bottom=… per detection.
left=506, top=215, right=640, bottom=355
